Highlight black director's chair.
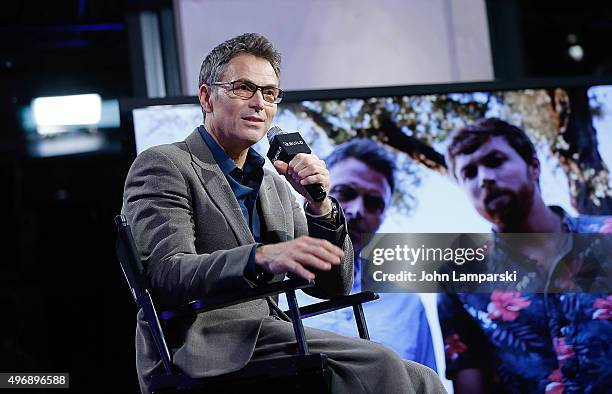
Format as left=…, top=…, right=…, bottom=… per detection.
left=115, top=214, right=379, bottom=393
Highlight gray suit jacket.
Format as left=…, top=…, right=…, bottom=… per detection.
left=122, top=129, right=353, bottom=390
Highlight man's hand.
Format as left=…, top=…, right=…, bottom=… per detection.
left=273, top=153, right=332, bottom=214
left=255, top=236, right=344, bottom=280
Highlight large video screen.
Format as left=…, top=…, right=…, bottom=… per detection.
left=123, top=78, right=612, bottom=390
left=127, top=80, right=612, bottom=232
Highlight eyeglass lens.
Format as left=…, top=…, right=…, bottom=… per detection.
left=232, top=80, right=282, bottom=103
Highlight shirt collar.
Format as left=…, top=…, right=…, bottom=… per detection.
left=198, top=125, right=265, bottom=177
left=548, top=205, right=574, bottom=233
left=490, top=205, right=573, bottom=234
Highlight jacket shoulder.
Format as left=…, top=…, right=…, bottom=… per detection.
left=132, top=141, right=190, bottom=168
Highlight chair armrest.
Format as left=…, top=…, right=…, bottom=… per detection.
left=159, top=277, right=314, bottom=321
left=284, top=291, right=380, bottom=319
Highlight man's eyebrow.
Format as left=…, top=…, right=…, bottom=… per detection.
left=481, top=149, right=508, bottom=160
left=234, top=77, right=279, bottom=88
left=231, top=77, right=252, bottom=84
left=457, top=148, right=506, bottom=174
left=333, top=183, right=385, bottom=196
left=463, top=146, right=501, bottom=162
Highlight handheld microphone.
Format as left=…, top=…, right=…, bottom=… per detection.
left=266, top=126, right=327, bottom=202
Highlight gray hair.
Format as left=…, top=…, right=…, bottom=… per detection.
left=198, top=33, right=281, bottom=88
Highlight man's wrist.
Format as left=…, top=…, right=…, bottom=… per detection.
left=305, top=197, right=333, bottom=216
left=305, top=198, right=339, bottom=225
left=246, top=244, right=274, bottom=284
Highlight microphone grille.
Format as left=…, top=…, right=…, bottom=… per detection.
left=267, top=126, right=285, bottom=143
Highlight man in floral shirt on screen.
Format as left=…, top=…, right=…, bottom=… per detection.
left=439, top=118, right=611, bottom=394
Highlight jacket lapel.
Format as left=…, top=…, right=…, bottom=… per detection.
left=258, top=173, right=289, bottom=243
left=184, top=129, right=254, bottom=245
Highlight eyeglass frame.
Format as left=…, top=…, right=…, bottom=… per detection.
left=209, top=80, right=284, bottom=104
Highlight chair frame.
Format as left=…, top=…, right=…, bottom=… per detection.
left=115, top=214, right=379, bottom=393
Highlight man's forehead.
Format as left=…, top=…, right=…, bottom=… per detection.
left=330, top=158, right=391, bottom=194
left=456, top=136, right=513, bottom=163
left=223, top=54, right=279, bottom=84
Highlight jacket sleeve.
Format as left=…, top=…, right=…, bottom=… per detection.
left=122, top=147, right=256, bottom=308
left=283, top=183, right=354, bottom=299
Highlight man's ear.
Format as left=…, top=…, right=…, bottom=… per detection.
left=528, top=156, right=541, bottom=181
left=198, top=84, right=213, bottom=114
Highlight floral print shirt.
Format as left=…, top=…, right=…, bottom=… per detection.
left=438, top=210, right=612, bottom=394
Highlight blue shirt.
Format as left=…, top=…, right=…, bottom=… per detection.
left=278, top=257, right=438, bottom=371
left=438, top=209, right=612, bottom=394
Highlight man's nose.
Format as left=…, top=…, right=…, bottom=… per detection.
left=248, top=89, right=266, bottom=110
left=344, top=197, right=366, bottom=219
left=478, top=167, right=496, bottom=188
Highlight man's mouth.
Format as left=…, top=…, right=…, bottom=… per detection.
left=242, top=116, right=264, bottom=123
left=484, top=190, right=511, bottom=211
left=347, top=221, right=367, bottom=237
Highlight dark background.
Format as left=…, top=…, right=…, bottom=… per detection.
left=1, top=1, right=611, bottom=392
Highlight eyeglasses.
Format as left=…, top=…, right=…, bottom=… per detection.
left=211, top=80, right=284, bottom=104
left=330, top=184, right=386, bottom=213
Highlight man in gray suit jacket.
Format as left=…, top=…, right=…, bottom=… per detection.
left=123, top=32, right=446, bottom=393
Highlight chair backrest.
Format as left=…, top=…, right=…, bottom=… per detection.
left=114, top=214, right=174, bottom=375
left=114, top=215, right=149, bottom=307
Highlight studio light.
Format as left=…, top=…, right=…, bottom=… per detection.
left=568, top=45, right=584, bottom=62
left=566, top=33, right=584, bottom=62
left=32, top=94, right=102, bottom=134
